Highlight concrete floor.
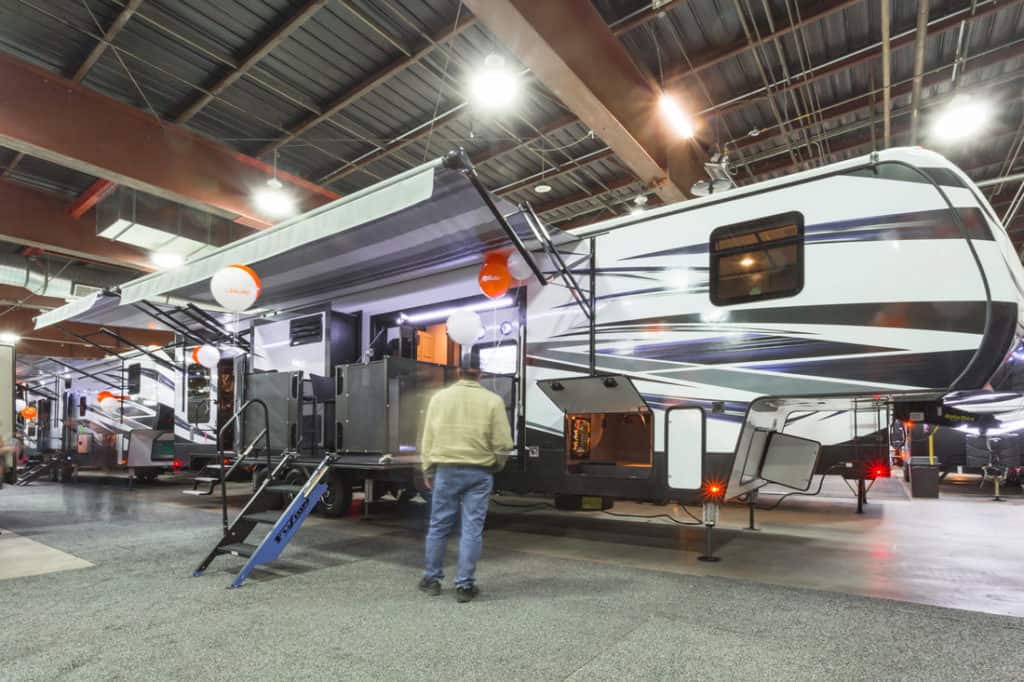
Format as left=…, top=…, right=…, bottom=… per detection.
left=2, top=472, right=1024, bottom=680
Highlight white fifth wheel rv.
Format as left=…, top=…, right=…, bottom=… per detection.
left=35, top=146, right=1024, bottom=510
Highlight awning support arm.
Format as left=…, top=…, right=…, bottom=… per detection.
left=132, top=302, right=214, bottom=348
left=519, top=201, right=593, bottom=321
left=183, top=303, right=250, bottom=351
left=443, top=148, right=548, bottom=284
left=43, top=357, right=121, bottom=390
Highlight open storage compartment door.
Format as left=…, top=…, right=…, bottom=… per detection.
left=665, top=406, right=704, bottom=492
left=760, top=433, right=821, bottom=491
left=538, top=375, right=653, bottom=474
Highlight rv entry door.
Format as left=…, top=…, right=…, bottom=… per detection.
left=665, top=407, right=704, bottom=491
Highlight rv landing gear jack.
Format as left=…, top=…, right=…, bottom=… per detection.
left=746, top=490, right=759, bottom=531
left=697, top=502, right=721, bottom=563
left=856, top=478, right=866, bottom=514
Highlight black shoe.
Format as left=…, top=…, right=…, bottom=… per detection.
left=418, top=578, right=441, bottom=596
left=455, top=585, right=479, bottom=603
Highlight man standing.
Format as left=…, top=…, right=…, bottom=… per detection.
left=418, top=366, right=513, bottom=603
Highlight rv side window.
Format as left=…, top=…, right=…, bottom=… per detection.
left=709, top=211, right=804, bottom=305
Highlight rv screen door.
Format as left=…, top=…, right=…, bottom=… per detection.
left=665, top=406, right=703, bottom=491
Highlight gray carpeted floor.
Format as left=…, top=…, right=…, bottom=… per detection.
left=2, top=480, right=1024, bottom=680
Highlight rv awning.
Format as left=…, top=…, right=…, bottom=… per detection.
left=33, top=292, right=178, bottom=331
left=117, top=157, right=555, bottom=311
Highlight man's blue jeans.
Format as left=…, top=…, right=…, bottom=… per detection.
left=423, top=465, right=493, bottom=588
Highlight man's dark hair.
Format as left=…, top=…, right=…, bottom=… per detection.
left=457, top=354, right=481, bottom=380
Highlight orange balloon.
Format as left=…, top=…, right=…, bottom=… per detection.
left=20, top=406, right=37, bottom=420
left=478, top=253, right=511, bottom=299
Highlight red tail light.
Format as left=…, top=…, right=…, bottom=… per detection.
left=223, top=458, right=231, bottom=466
left=172, top=459, right=182, bottom=469
left=702, top=480, right=725, bottom=501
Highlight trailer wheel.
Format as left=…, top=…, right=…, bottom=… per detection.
left=253, top=468, right=284, bottom=509
left=135, top=470, right=159, bottom=483
left=318, top=472, right=352, bottom=518
left=283, top=468, right=307, bottom=504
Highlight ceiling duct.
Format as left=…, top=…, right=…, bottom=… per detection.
left=96, top=187, right=247, bottom=261
left=0, top=253, right=128, bottom=300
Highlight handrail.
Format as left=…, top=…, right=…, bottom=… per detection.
left=217, top=399, right=272, bottom=532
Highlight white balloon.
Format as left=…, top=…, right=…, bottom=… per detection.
left=210, top=265, right=261, bottom=312
left=446, top=309, right=483, bottom=346
left=193, top=345, right=220, bottom=369
left=99, top=396, right=118, bottom=412
left=15, top=398, right=25, bottom=412
left=507, top=252, right=533, bottom=281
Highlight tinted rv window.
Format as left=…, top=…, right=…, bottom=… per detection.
left=710, top=212, right=804, bottom=305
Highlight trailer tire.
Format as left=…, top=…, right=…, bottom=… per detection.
left=135, top=470, right=159, bottom=483
left=253, top=468, right=284, bottom=509
left=318, top=473, right=352, bottom=518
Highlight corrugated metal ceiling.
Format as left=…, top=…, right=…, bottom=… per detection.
left=0, top=0, right=1022, bottom=243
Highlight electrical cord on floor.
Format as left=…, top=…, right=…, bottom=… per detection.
left=601, top=508, right=703, bottom=526
left=490, top=499, right=555, bottom=512
left=491, top=497, right=703, bottom=525
left=754, top=464, right=849, bottom=511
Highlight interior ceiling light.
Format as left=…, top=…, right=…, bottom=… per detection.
left=150, top=251, right=184, bottom=269
left=932, top=96, right=991, bottom=142
left=469, top=54, right=520, bottom=112
left=534, top=183, right=552, bottom=194
left=633, top=194, right=649, bottom=206
left=658, top=92, right=695, bottom=139
left=254, top=177, right=297, bottom=219
left=0, top=332, right=20, bottom=344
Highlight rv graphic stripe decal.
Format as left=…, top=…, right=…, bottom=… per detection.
left=589, top=300, right=994, bottom=336
left=623, top=207, right=992, bottom=259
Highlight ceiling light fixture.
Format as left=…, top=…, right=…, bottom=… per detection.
left=932, top=96, right=991, bottom=142
left=0, top=332, right=20, bottom=344
left=469, top=54, right=520, bottom=112
left=150, top=251, right=184, bottom=269
left=254, top=151, right=298, bottom=219
left=534, top=183, right=552, bottom=194
left=658, top=92, right=695, bottom=138
left=740, top=257, right=755, bottom=267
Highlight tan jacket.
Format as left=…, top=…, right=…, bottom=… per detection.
left=420, top=380, right=514, bottom=474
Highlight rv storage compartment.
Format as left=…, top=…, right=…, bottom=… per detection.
left=335, top=358, right=447, bottom=456
left=538, top=376, right=653, bottom=475
left=335, top=359, right=516, bottom=457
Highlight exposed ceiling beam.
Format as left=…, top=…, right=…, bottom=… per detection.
left=730, top=37, right=1024, bottom=154
left=258, top=12, right=477, bottom=158
left=175, top=0, right=328, bottom=124
left=535, top=175, right=638, bottom=215
left=2, top=1, right=145, bottom=182
left=664, top=0, right=860, bottom=88
left=67, top=179, right=117, bottom=220
left=0, top=179, right=154, bottom=271
left=706, top=0, right=1008, bottom=122
left=742, top=70, right=1024, bottom=177
left=607, top=0, right=688, bottom=36
left=471, top=114, right=579, bottom=167
left=72, top=0, right=145, bottom=82
left=495, top=148, right=617, bottom=196
left=0, top=285, right=67, bottom=312
left=318, top=105, right=465, bottom=185
left=463, top=0, right=702, bottom=204
left=0, top=53, right=338, bottom=226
